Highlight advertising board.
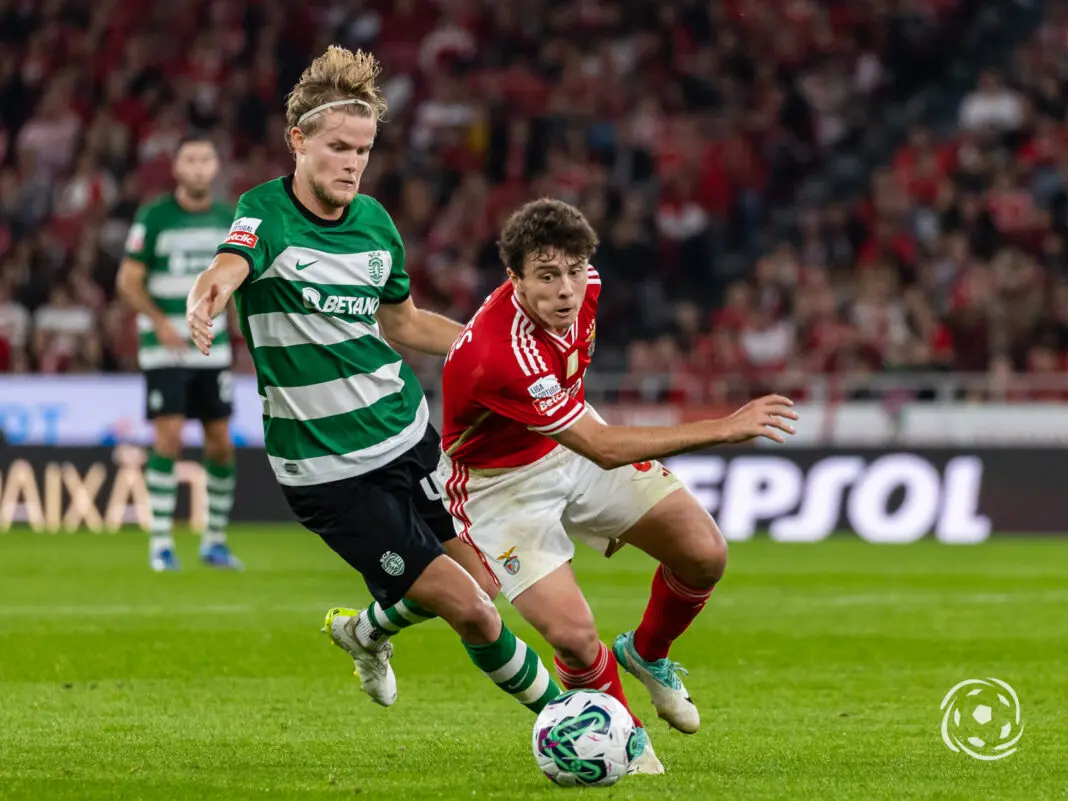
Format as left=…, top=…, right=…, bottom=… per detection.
left=2, top=446, right=1062, bottom=540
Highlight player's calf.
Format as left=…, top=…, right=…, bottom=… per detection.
left=612, top=493, right=724, bottom=733
left=633, top=564, right=715, bottom=663
left=621, top=565, right=710, bottom=736
left=407, top=555, right=561, bottom=714
left=145, top=428, right=181, bottom=570
left=554, top=640, right=643, bottom=729
left=359, top=597, right=437, bottom=645
left=201, top=421, right=239, bottom=567
left=464, top=620, right=561, bottom=714
left=536, top=610, right=645, bottom=728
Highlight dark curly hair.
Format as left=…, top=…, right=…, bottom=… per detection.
left=497, top=198, right=599, bottom=276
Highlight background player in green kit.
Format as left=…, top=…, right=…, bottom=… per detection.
left=116, top=134, right=242, bottom=573
left=184, top=46, right=562, bottom=716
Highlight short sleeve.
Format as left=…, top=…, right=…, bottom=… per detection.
left=123, top=205, right=157, bottom=263
left=476, top=363, right=586, bottom=436
left=216, top=195, right=271, bottom=279
left=381, top=223, right=410, bottom=304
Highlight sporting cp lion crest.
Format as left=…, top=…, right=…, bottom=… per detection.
left=368, top=252, right=385, bottom=285
left=379, top=550, right=405, bottom=577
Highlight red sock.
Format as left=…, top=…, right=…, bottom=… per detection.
left=554, top=641, right=642, bottom=727
left=633, top=564, right=714, bottom=662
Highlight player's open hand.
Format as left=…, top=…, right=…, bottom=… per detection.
left=187, top=285, right=220, bottom=355
left=722, top=394, right=798, bottom=444
left=155, top=319, right=186, bottom=351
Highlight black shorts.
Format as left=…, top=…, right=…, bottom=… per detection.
left=282, top=424, right=457, bottom=607
left=145, top=368, right=234, bottom=422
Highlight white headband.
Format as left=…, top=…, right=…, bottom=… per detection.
left=296, top=98, right=374, bottom=126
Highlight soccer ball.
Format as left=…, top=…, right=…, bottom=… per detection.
left=532, top=689, right=641, bottom=787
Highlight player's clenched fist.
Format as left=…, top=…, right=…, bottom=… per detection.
left=187, top=284, right=220, bottom=355
left=721, top=394, right=798, bottom=444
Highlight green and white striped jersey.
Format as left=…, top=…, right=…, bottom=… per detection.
left=218, top=176, right=428, bottom=487
left=125, top=194, right=234, bottom=370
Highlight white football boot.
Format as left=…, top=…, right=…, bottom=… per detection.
left=322, top=607, right=398, bottom=707
left=614, top=631, right=700, bottom=734
left=626, top=727, right=666, bottom=775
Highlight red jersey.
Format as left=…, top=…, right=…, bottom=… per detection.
left=441, top=266, right=601, bottom=469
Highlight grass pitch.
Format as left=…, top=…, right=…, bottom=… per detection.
left=1, top=527, right=1066, bottom=800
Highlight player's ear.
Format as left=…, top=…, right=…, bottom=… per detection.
left=289, top=127, right=306, bottom=155
left=506, top=267, right=521, bottom=288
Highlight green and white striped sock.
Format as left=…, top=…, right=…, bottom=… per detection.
left=202, top=459, right=235, bottom=546
left=356, top=598, right=436, bottom=646
left=145, top=451, right=177, bottom=548
left=465, top=623, right=561, bottom=714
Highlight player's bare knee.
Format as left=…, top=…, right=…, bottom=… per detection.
left=472, top=596, right=501, bottom=642
left=204, top=437, right=233, bottom=465
left=696, top=545, right=728, bottom=587
left=546, top=622, right=600, bottom=669
left=446, top=588, right=500, bottom=643
left=670, top=521, right=727, bottom=589
left=675, top=545, right=726, bottom=589
left=202, top=422, right=233, bottom=464
left=152, top=431, right=182, bottom=459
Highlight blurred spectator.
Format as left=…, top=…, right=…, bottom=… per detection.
left=54, top=151, right=119, bottom=218
left=31, top=282, right=95, bottom=373
left=16, top=82, right=81, bottom=178
left=959, top=70, right=1025, bottom=134
left=0, top=277, right=29, bottom=371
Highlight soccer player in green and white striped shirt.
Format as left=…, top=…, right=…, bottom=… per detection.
left=184, top=46, right=561, bottom=717
left=116, top=133, right=242, bottom=572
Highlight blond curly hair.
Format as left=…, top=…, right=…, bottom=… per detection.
left=284, top=46, right=388, bottom=147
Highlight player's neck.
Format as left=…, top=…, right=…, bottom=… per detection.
left=175, top=187, right=212, bottom=212
left=516, top=294, right=571, bottom=336
left=292, top=171, right=345, bottom=220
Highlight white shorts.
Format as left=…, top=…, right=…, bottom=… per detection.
left=438, top=447, right=684, bottom=601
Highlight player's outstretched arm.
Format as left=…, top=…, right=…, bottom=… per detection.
left=376, top=296, right=463, bottom=356
left=186, top=253, right=250, bottom=355
left=551, top=395, right=798, bottom=470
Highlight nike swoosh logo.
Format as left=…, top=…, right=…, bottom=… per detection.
left=502, top=661, right=536, bottom=694
left=295, top=260, right=319, bottom=271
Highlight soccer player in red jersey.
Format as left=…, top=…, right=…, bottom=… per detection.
left=438, top=198, right=798, bottom=772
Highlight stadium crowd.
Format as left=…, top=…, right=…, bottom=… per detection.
left=0, top=0, right=1065, bottom=403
